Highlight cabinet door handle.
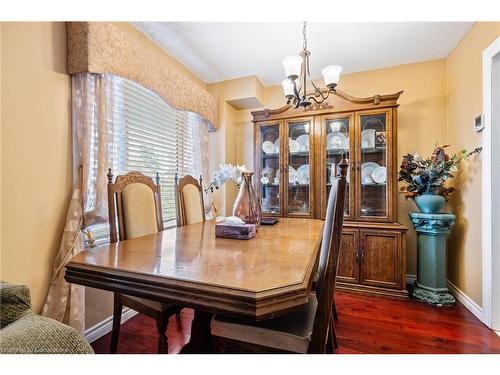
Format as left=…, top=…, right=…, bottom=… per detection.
left=350, top=162, right=355, bottom=172
left=360, top=252, right=365, bottom=263
left=355, top=252, right=360, bottom=263
left=356, top=162, right=361, bottom=171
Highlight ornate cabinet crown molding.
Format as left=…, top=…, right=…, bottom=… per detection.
left=251, top=89, right=403, bottom=122
left=67, top=22, right=219, bottom=129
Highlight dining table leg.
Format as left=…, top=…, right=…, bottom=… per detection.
left=180, top=309, right=214, bottom=353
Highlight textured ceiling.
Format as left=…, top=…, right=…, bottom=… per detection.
left=133, top=22, right=473, bottom=86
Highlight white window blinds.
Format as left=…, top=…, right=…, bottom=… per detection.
left=89, top=75, right=208, bottom=244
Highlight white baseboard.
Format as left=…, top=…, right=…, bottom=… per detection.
left=406, top=273, right=484, bottom=323
left=85, top=308, right=138, bottom=344
left=446, top=279, right=484, bottom=322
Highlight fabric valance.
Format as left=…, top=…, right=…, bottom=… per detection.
left=66, top=22, right=218, bottom=129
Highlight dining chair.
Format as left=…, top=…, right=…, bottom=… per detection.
left=174, top=174, right=206, bottom=227
left=210, top=158, right=348, bottom=354
left=107, top=169, right=181, bottom=354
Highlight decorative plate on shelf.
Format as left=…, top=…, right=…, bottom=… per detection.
left=361, top=162, right=380, bottom=184
left=288, top=166, right=298, bottom=184
left=260, top=176, right=269, bottom=185
left=361, top=129, right=376, bottom=149
left=296, top=164, right=310, bottom=184
left=262, top=141, right=275, bottom=154
left=296, top=134, right=310, bottom=151
left=327, top=132, right=348, bottom=150
left=372, top=166, right=387, bottom=184
left=289, top=138, right=301, bottom=154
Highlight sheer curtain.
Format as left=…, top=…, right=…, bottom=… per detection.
left=41, top=74, right=115, bottom=331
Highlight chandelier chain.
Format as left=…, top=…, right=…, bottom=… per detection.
left=302, top=21, right=307, bottom=51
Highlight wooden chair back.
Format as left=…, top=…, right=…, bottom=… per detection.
left=308, top=158, right=348, bottom=353
left=107, top=169, right=164, bottom=243
left=174, top=174, right=206, bottom=227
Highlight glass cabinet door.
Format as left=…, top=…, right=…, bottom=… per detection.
left=324, top=115, right=353, bottom=218
left=257, top=122, right=282, bottom=215
left=357, top=110, right=391, bottom=219
left=285, top=119, right=313, bottom=216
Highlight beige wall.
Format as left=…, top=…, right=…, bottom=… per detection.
left=446, top=22, right=500, bottom=306
left=223, top=59, right=448, bottom=277
left=1, top=22, right=72, bottom=313
left=207, top=77, right=264, bottom=216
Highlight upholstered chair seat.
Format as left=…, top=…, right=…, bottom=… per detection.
left=211, top=294, right=318, bottom=353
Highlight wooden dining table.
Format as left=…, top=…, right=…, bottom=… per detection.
left=65, top=217, right=324, bottom=353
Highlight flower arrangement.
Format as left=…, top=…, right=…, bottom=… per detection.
left=205, top=164, right=250, bottom=193
left=398, top=145, right=481, bottom=200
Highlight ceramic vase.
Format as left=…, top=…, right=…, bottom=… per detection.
left=414, top=193, right=446, bottom=214
left=232, top=172, right=261, bottom=230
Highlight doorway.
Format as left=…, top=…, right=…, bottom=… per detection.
left=482, top=36, right=500, bottom=331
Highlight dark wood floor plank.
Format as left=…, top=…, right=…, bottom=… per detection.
left=90, top=292, right=500, bottom=354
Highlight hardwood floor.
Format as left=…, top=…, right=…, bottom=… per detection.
left=90, top=292, right=500, bottom=354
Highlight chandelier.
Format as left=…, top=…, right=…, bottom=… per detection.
left=281, top=22, right=342, bottom=109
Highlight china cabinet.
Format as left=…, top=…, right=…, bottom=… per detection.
left=252, top=90, right=408, bottom=300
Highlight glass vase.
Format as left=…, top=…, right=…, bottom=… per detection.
left=232, top=172, right=261, bottom=230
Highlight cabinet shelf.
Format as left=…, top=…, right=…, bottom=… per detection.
left=361, top=146, right=386, bottom=154
left=262, top=152, right=279, bottom=159
left=326, top=148, right=350, bottom=155
left=327, top=182, right=350, bottom=186
left=262, top=150, right=313, bottom=159
left=361, top=182, right=386, bottom=186
left=289, top=151, right=310, bottom=157
left=326, top=147, right=386, bottom=155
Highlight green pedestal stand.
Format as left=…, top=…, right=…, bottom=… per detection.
left=409, top=212, right=456, bottom=306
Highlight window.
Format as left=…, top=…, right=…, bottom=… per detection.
left=90, top=75, right=207, bottom=245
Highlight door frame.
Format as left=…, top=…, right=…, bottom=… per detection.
left=482, top=36, right=500, bottom=329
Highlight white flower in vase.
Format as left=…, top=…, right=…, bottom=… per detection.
left=205, top=164, right=251, bottom=193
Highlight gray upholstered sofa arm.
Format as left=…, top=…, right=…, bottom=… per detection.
left=0, top=281, right=32, bottom=328
left=0, top=281, right=94, bottom=354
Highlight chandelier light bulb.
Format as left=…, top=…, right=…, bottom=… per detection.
left=282, top=55, right=303, bottom=80
left=321, top=65, right=343, bottom=89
